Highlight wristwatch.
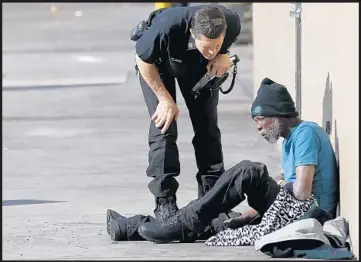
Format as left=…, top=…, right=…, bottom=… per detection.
left=277, top=180, right=286, bottom=187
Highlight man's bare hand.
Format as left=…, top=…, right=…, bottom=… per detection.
left=223, top=215, right=251, bottom=229
left=275, top=171, right=284, bottom=183
left=223, top=208, right=259, bottom=229
left=206, top=54, right=232, bottom=77
left=152, top=98, right=179, bottom=134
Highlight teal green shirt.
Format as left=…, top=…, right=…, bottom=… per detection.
left=282, top=121, right=339, bottom=217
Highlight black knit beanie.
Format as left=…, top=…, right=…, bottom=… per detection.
left=251, top=78, right=299, bottom=119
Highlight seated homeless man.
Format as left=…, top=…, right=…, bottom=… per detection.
left=106, top=78, right=339, bottom=246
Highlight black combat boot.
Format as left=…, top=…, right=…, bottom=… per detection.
left=154, top=195, right=179, bottom=221
left=138, top=212, right=197, bottom=243
left=106, top=209, right=128, bottom=241
left=196, top=176, right=242, bottom=239
left=106, top=209, right=153, bottom=241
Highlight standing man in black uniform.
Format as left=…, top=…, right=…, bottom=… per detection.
left=135, top=5, right=241, bottom=221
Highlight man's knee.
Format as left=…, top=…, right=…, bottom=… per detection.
left=225, top=160, right=268, bottom=190
left=230, top=160, right=265, bottom=176
left=149, top=120, right=178, bottom=141
left=233, top=160, right=269, bottom=177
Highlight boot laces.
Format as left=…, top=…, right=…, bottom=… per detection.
left=157, top=196, right=176, bottom=206
left=163, top=214, right=180, bottom=228
left=157, top=197, right=178, bottom=213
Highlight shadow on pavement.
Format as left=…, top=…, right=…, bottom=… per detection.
left=3, top=199, right=66, bottom=206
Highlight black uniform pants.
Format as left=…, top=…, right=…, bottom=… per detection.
left=179, top=160, right=281, bottom=233
left=139, top=68, right=224, bottom=198
left=113, top=160, right=279, bottom=240
left=116, top=210, right=240, bottom=241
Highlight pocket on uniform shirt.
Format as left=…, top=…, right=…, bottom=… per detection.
left=166, top=56, right=187, bottom=77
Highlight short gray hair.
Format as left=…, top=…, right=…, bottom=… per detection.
left=191, top=7, right=227, bottom=39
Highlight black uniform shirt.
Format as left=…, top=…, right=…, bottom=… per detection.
left=136, top=5, right=241, bottom=77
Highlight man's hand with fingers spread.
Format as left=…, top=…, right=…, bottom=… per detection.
left=206, top=54, right=232, bottom=77
left=223, top=208, right=260, bottom=229
left=223, top=216, right=250, bottom=229
left=151, top=98, right=179, bottom=134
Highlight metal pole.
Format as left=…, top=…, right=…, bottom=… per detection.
left=290, top=3, right=302, bottom=117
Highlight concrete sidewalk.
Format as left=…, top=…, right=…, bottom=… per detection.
left=2, top=75, right=277, bottom=260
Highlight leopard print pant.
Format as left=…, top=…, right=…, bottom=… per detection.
left=205, top=187, right=316, bottom=246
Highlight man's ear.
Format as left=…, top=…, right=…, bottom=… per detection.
left=190, top=29, right=195, bottom=39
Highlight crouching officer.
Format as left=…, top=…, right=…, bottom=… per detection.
left=133, top=5, right=241, bottom=221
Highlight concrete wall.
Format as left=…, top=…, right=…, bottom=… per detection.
left=253, top=3, right=359, bottom=258
left=253, top=3, right=296, bottom=100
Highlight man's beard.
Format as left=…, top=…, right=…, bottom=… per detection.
left=260, top=122, right=282, bottom=144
